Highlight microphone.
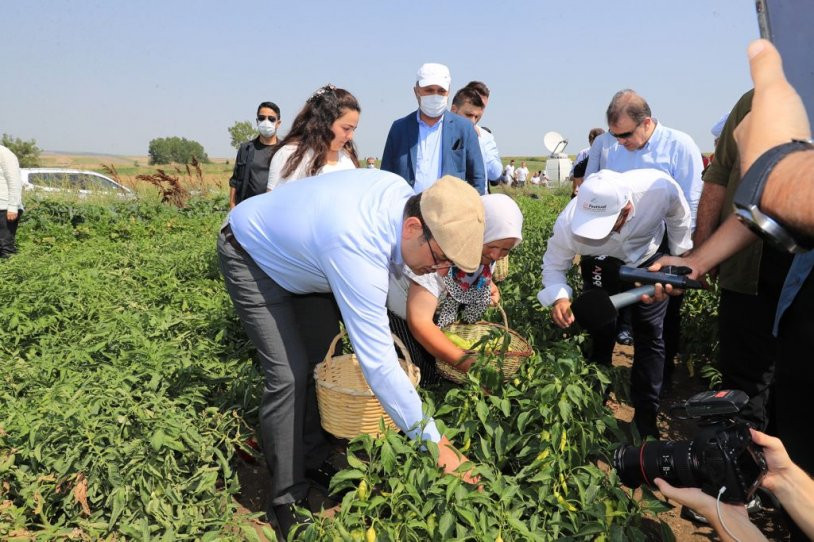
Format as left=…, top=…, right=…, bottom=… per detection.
left=571, top=266, right=704, bottom=331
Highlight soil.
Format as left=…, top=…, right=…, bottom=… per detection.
left=231, top=344, right=791, bottom=541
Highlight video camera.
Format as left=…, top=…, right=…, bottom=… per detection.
left=613, top=390, right=768, bottom=504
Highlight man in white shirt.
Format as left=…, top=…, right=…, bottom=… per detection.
left=461, top=81, right=504, bottom=191
left=219, top=170, right=483, bottom=536
left=537, top=169, right=692, bottom=437
left=450, top=86, right=502, bottom=194
left=503, top=159, right=515, bottom=186
left=514, top=161, right=529, bottom=187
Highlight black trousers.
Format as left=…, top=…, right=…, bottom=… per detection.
left=0, top=209, right=22, bottom=257
left=775, top=268, right=814, bottom=542
left=718, top=245, right=792, bottom=431
left=388, top=311, right=442, bottom=388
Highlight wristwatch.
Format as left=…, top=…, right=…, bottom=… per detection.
left=733, top=139, right=814, bottom=253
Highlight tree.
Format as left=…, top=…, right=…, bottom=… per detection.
left=2, top=133, right=41, bottom=167
left=228, top=121, right=257, bottom=150
left=147, top=137, right=209, bottom=165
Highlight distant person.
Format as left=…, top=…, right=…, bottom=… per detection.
left=462, top=81, right=504, bottom=190
left=514, top=161, right=529, bottom=187
left=366, top=157, right=377, bottom=169
left=531, top=171, right=541, bottom=185
left=266, top=85, right=360, bottom=191
left=380, top=63, right=485, bottom=193
left=229, top=101, right=281, bottom=209
left=502, top=159, right=515, bottom=187
left=0, top=144, right=23, bottom=258
left=570, top=128, right=605, bottom=195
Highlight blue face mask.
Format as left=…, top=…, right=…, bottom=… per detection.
left=257, top=120, right=277, bottom=138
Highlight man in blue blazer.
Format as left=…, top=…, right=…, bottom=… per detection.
left=381, top=63, right=486, bottom=194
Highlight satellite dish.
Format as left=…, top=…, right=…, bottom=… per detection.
left=543, top=131, right=569, bottom=156
left=543, top=131, right=573, bottom=184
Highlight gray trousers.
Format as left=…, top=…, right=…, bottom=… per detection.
left=217, top=229, right=339, bottom=505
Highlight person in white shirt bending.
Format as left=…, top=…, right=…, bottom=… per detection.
left=536, top=169, right=691, bottom=438
left=221, top=170, right=483, bottom=537
left=266, top=84, right=360, bottom=191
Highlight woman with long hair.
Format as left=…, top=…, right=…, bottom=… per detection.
left=266, top=84, right=360, bottom=190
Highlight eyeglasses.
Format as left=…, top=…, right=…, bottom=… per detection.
left=257, top=115, right=278, bottom=122
left=609, top=121, right=642, bottom=140
left=423, top=228, right=451, bottom=270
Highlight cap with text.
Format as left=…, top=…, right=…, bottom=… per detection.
left=571, top=170, right=632, bottom=239
left=420, top=176, right=484, bottom=273
left=416, top=63, right=451, bottom=91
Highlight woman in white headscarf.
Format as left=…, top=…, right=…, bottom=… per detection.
left=387, top=194, right=524, bottom=385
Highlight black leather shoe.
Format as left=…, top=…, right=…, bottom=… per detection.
left=306, top=453, right=350, bottom=495
left=267, top=497, right=313, bottom=539
left=616, top=330, right=634, bottom=346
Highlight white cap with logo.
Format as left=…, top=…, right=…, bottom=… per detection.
left=570, top=170, right=632, bottom=239
left=416, top=63, right=451, bottom=91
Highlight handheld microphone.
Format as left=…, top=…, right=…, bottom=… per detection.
left=571, top=285, right=655, bottom=331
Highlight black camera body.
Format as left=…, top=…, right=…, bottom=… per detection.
left=613, top=390, right=768, bottom=504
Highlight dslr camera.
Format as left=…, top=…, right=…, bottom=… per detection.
left=613, top=390, right=768, bottom=503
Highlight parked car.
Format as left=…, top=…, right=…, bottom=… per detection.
left=21, top=168, right=133, bottom=197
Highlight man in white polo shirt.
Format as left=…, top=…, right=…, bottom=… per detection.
left=537, top=169, right=692, bottom=438
left=218, top=169, right=484, bottom=537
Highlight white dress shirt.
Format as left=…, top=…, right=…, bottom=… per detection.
left=477, top=128, right=503, bottom=190
left=538, top=168, right=692, bottom=306
left=230, top=169, right=440, bottom=442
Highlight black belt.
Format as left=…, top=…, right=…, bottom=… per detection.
left=223, top=224, right=245, bottom=254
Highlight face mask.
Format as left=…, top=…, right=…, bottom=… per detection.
left=419, top=94, right=448, bottom=118
left=257, top=120, right=277, bottom=138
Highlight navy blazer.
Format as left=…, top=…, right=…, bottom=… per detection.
left=380, top=110, right=486, bottom=194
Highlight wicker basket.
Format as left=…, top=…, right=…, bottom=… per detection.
left=493, top=255, right=510, bottom=282
left=314, top=331, right=421, bottom=439
left=435, top=305, right=532, bottom=384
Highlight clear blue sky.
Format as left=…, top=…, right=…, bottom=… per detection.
left=1, top=1, right=759, bottom=159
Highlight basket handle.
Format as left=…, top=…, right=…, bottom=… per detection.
left=324, top=329, right=414, bottom=367
left=495, top=303, right=509, bottom=329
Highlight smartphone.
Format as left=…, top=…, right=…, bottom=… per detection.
left=755, top=0, right=814, bottom=128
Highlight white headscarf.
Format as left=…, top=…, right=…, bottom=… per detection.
left=481, top=194, right=523, bottom=246
left=711, top=113, right=729, bottom=139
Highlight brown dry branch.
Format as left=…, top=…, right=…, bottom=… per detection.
left=136, top=169, right=189, bottom=208
left=102, top=163, right=136, bottom=191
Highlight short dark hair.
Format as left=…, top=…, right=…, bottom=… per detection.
left=257, top=101, right=281, bottom=118
left=403, top=193, right=431, bottom=237
left=606, top=89, right=651, bottom=125
left=588, top=127, right=605, bottom=144
left=464, top=81, right=490, bottom=98
left=452, top=87, right=484, bottom=109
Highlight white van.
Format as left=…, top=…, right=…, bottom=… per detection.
left=21, top=168, right=133, bottom=197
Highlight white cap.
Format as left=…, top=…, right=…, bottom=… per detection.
left=416, top=63, right=451, bottom=90
left=711, top=113, right=729, bottom=138
left=571, top=170, right=632, bottom=239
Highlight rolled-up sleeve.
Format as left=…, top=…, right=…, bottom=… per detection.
left=323, top=249, right=440, bottom=443
left=538, top=217, right=577, bottom=306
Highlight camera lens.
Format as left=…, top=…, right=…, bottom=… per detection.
left=613, top=440, right=698, bottom=489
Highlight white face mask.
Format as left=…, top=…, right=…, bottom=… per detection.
left=257, top=120, right=277, bottom=138
left=419, top=94, right=448, bottom=118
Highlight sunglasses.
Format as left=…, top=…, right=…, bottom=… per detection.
left=609, top=120, right=643, bottom=140
left=257, top=115, right=278, bottom=122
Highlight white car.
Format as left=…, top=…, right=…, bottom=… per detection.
left=21, top=168, right=133, bottom=197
